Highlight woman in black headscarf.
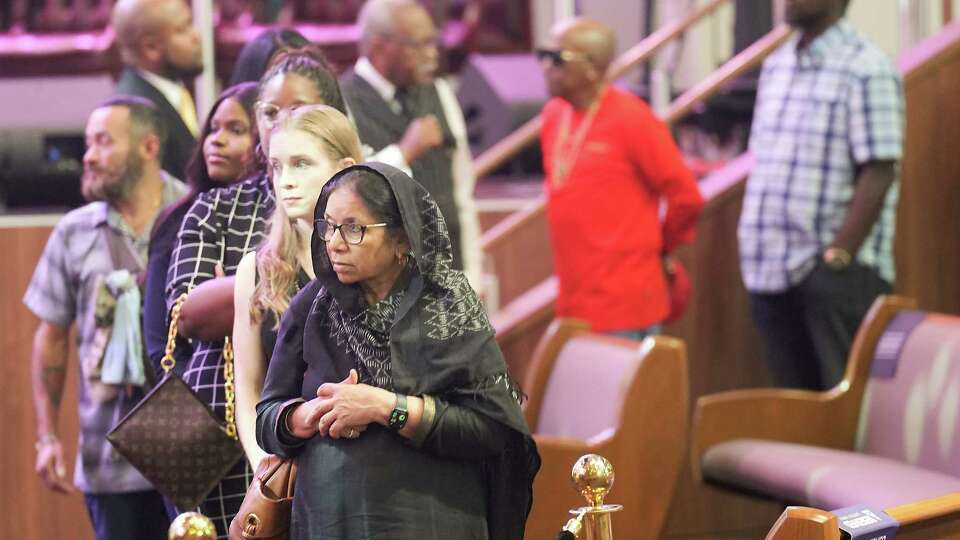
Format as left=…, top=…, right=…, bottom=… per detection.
left=256, top=163, right=539, bottom=539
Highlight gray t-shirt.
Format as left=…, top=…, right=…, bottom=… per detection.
left=23, top=175, right=186, bottom=493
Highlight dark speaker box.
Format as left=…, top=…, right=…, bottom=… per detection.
left=456, top=53, right=548, bottom=176
left=0, top=129, right=85, bottom=210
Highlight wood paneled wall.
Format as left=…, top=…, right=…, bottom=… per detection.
left=894, top=22, right=960, bottom=314
left=1, top=223, right=94, bottom=540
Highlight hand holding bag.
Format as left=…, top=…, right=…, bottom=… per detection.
left=106, top=294, right=244, bottom=510
left=229, top=454, right=298, bottom=540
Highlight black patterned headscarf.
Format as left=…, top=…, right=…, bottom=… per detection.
left=307, top=162, right=540, bottom=539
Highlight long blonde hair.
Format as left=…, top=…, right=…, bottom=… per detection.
left=250, top=105, right=363, bottom=326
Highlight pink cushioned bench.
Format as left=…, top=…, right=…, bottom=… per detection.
left=692, top=296, right=960, bottom=511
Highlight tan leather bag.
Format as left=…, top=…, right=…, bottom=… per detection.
left=229, top=454, right=298, bottom=540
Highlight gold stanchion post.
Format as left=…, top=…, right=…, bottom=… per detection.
left=568, top=454, right=623, bottom=540
left=168, top=512, right=217, bottom=540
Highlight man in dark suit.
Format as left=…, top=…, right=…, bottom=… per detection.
left=340, top=0, right=483, bottom=290
left=111, top=0, right=203, bottom=180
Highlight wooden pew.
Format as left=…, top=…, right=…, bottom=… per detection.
left=521, top=320, right=689, bottom=540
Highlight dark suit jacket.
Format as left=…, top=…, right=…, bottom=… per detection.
left=115, top=67, right=196, bottom=180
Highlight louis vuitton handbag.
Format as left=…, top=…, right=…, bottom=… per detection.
left=107, top=294, right=244, bottom=510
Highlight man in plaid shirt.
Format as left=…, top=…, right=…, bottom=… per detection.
left=738, top=0, right=903, bottom=390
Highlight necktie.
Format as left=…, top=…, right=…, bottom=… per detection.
left=178, top=87, right=200, bottom=138
left=395, top=86, right=417, bottom=118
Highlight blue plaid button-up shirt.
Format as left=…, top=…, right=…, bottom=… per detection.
left=738, top=20, right=904, bottom=293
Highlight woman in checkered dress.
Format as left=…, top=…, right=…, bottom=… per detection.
left=164, top=50, right=348, bottom=538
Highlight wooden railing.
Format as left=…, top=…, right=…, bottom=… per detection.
left=663, top=24, right=792, bottom=124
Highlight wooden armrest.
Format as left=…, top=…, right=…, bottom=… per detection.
left=765, top=493, right=960, bottom=540
left=691, top=387, right=860, bottom=481
left=765, top=507, right=840, bottom=540
left=888, top=493, right=960, bottom=533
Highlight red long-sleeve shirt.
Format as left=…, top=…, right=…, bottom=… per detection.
left=541, top=86, right=703, bottom=332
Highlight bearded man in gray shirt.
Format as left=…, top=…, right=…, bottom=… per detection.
left=24, top=96, right=186, bottom=540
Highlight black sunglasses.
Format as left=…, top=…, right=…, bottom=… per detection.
left=535, top=48, right=589, bottom=67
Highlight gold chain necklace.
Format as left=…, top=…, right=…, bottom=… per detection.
left=551, top=91, right=604, bottom=188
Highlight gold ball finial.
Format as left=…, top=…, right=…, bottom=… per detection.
left=571, top=453, right=615, bottom=507
left=168, top=512, right=217, bottom=540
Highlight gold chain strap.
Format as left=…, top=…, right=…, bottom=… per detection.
left=161, top=294, right=188, bottom=373
left=160, top=292, right=238, bottom=440
left=222, top=336, right=237, bottom=439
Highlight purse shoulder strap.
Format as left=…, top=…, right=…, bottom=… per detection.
left=160, top=294, right=188, bottom=374
left=222, top=336, right=237, bottom=439
left=162, top=293, right=239, bottom=440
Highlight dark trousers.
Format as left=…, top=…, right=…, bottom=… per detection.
left=84, top=489, right=170, bottom=540
left=748, top=261, right=892, bottom=391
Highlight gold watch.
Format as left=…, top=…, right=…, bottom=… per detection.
left=823, top=246, right=852, bottom=270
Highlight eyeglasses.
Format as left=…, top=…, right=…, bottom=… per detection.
left=255, top=101, right=282, bottom=130
left=535, top=48, right=589, bottom=67
left=317, top=219, right=389, bottom=245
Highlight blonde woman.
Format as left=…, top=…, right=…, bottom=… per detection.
left=233, top=105, right=363, bottom=469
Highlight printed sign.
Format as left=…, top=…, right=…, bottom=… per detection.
left=833, top=505, right=899, bottom=540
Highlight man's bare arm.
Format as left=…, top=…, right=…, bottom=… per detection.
left=831, top=160, right=897, bottom=255
left=31, top=320, right=74, bottom=493
left=32, top=321, right=69, bottom=432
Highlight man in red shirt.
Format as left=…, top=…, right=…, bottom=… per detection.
left=538, top=17, right=703, bottom=338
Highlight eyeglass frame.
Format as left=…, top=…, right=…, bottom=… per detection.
left=535, top=48, right=590, bottom=67
left=317, top=218, right=390, bottom=245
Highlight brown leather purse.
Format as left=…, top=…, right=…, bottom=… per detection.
left=229, top=455, right=298, bottom=540
left=107, top=295, right=244, bottom=510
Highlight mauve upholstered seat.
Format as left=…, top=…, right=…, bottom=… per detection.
left=699, top=305, right=960, bottom=511
left=703, top=439, right=960, bottom=510
left=535, top=336, right=643, bottom=441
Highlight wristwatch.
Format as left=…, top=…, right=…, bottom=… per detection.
left=388, top=393, right=409, bottom=431
left=823, top=246, right=852, bottom=270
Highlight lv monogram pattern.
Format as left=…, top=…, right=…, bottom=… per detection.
left=107, top=374, right=244, bottom=510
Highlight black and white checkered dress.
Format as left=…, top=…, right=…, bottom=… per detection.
left=165, top=172, right=274, bottom=538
